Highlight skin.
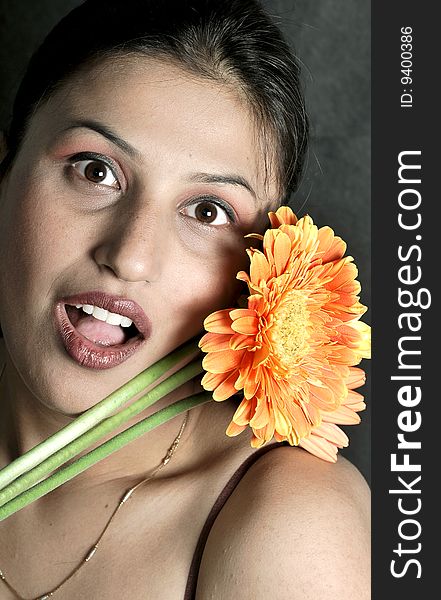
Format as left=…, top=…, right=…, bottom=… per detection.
left=0, top=56, right=274, bottom=461
left=0, top=56, right=370, bottom=599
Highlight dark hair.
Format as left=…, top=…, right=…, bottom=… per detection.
left=0, top=0, right=308, bottom=202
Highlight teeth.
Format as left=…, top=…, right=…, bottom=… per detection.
left=120, top=316, right=133, bottom=327
left=92, top=306, right=108, bottom=322
left=73, top=304, right=134, bottom=328
left=106, top=312, right=124, bottom=326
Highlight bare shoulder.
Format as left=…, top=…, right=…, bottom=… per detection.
left=196, top=446, right=370, bottom=600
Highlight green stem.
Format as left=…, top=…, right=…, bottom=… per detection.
left=0, top=358, right=203, bottom=508
left=0, top=393, right=212, bottom=521
left=0, top=338, right=200, bottom=491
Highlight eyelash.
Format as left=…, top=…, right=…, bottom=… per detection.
left=182, top=196, right=236, bottom=225
left=68, top=151, right=121, bottom=189
left=67, top=152, right=236, bottom=225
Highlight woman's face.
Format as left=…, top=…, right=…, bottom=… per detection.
left=0, top=57, right=278, bottom=414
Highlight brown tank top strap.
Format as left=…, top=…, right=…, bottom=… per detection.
left=183, top=440, right=288, bottom=599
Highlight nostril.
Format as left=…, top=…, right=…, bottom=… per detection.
left=93, top=238, right=158, bottom=285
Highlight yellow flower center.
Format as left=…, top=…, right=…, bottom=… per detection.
left=271, top=291, right=309, bottom=367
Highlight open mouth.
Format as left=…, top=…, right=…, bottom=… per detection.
left=65, top=304, right=142, bottom=347
left=54, top=295, right=149, bottom=370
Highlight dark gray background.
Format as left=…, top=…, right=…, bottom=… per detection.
left=0, top=0, right=371, bottom=483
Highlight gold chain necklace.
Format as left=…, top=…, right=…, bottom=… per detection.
left=0, top=369, right=190, bottom=600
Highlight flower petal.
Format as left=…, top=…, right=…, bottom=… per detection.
left=299, top=434, right=339, bottom=463
left=312, top=422, right=349, bottom=447
left=232, top=395, right=257, bottom=426
left=203, top=309, right=234, bottom=334
left=249, top=396, right=271, bottom=429
left=212, top=370, right=241, bottom=401
left=317, top=226, right=347, bottom=262
left=346, top=367, right=366, bottom=389
left=202, top=349, right=243, bottom=373
left=249, top=251, right=271, bottom=286
left=252, top=345, right=270, bottom=368
left=268, top=206, right=298, bottom=227
left=230, top=333, right=256, bottom=350
left=231, top=316, right=259, bottom=335
left=226, top=420, right=248, bottom=437
left=199, top=332, right=232, bottom=353
left=201, top=370, right=234, bottom=391
left=229, top=308, right=256, bottom=319
left=273, top=230, right=292, bottom=276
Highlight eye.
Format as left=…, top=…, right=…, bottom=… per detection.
left=182, top=198, right=235, bottom=226
left=70, top=153, right=121, bottom=189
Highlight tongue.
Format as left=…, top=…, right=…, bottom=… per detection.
left=75, top=315, right=126, bottom=347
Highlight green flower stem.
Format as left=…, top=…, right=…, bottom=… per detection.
left=0, top=392, right=212, bottom=521
left=0, top=338, right=200, bottom=492
left=0, top=357, right=204, bottom=509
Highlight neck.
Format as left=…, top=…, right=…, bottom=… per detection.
left=0, top=343, right=204, bottom=492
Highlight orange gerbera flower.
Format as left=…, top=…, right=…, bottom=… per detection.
left=199, top=207, right=370, bottom=462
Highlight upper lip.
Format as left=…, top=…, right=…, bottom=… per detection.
left=58, top=290, right=151, bottom=339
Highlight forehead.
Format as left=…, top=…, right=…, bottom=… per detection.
left=28, top=56, right=279, bottom=203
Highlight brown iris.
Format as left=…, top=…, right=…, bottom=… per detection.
left=84, top=161, right=107, bottom=183
left=195, top=201, right=218, bottom=223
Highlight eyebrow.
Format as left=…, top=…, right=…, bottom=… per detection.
left=188, top=173, right=257, bottom=199
left=61, top=119, right=257, bottom=199
left=61, top=119, right=143, bottom=161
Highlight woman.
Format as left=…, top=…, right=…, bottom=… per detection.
left=0, top=1, right=370, bottom=598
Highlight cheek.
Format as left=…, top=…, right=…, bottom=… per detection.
left=163, top=236, right=249, bottom=335
left=0, top=176, right=78, bottom=303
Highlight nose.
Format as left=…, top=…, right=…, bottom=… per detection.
left=93, top=201, right=166, bottom=283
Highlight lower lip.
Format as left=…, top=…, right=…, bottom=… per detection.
left=54, top=302, right=146, bottom=370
